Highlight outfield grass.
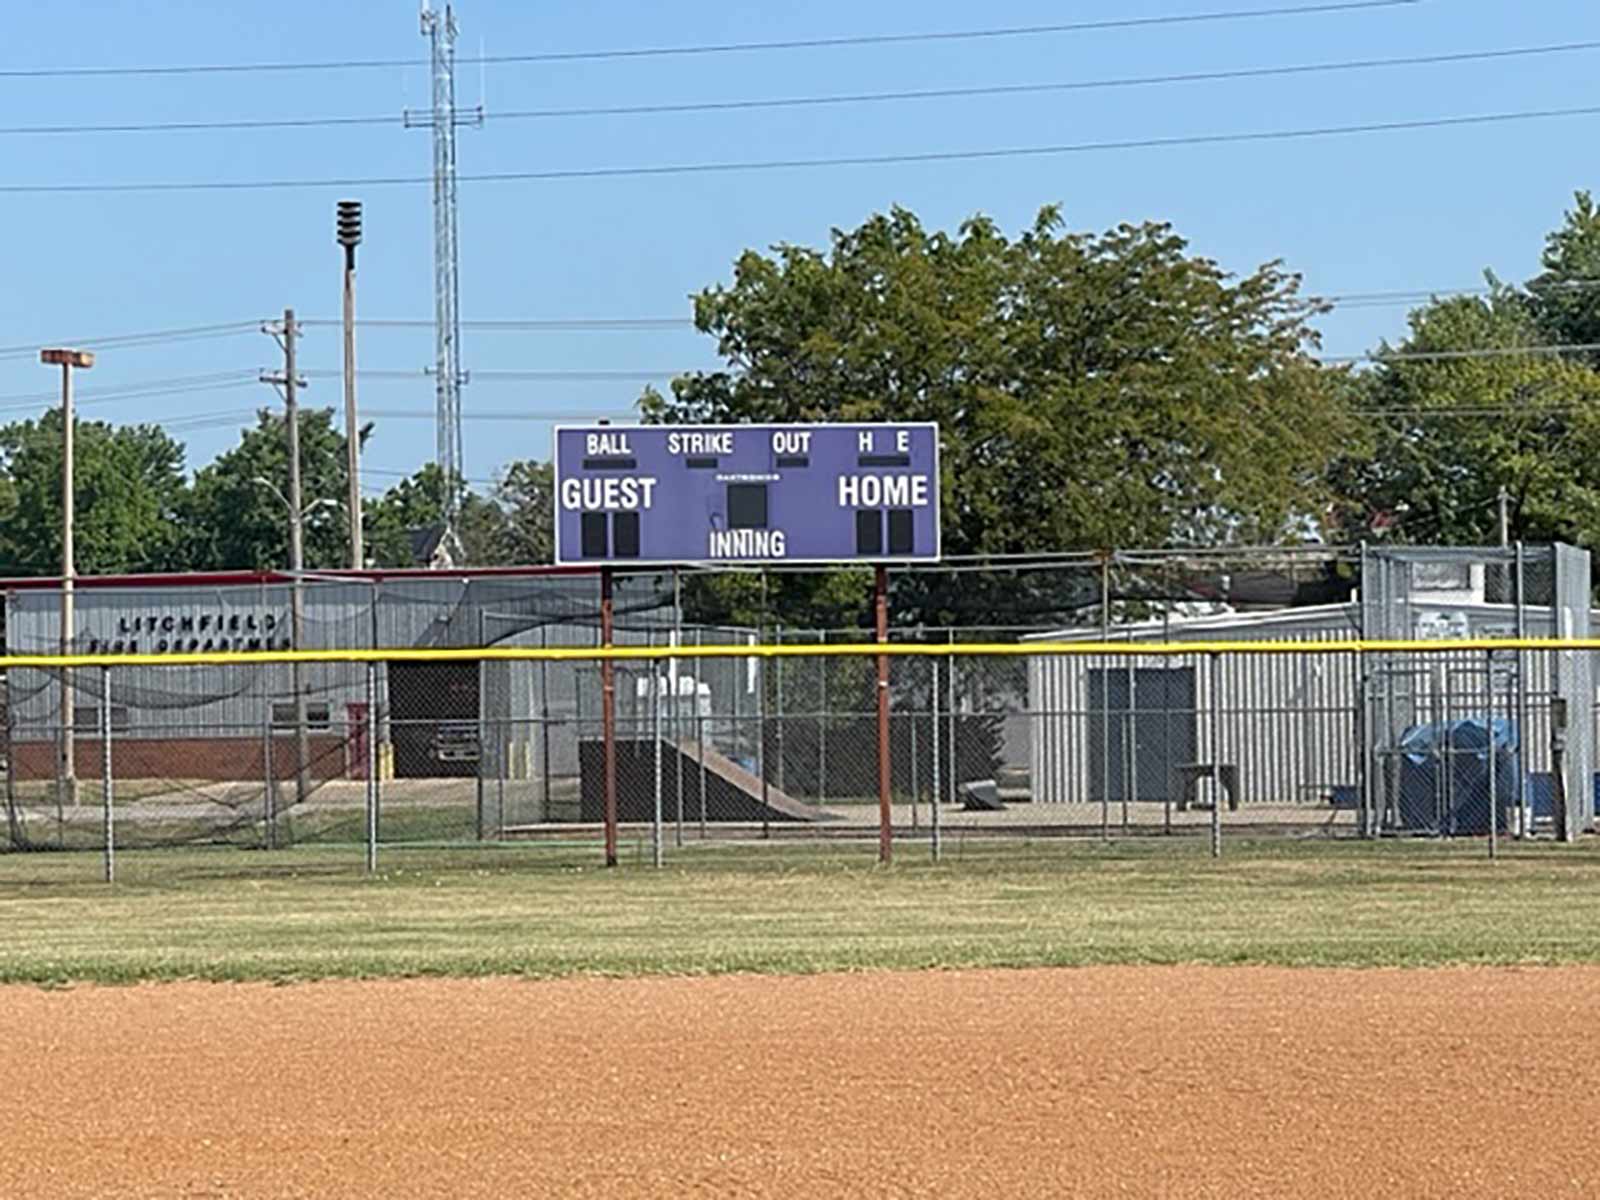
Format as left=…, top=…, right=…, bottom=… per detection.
left=1, top=837, right=1598, bottom=985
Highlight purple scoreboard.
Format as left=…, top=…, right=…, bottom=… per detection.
left=552, top=423, right=941, bottom=566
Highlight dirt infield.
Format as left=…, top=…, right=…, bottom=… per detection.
left=4, top=967, right=1598, bottom=1198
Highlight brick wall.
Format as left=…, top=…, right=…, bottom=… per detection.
left=9, top=734, right=355, bottom=782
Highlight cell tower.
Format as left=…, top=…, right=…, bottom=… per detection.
left=408, top=1, right=481, bottom=566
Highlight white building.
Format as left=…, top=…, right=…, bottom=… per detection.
left=1023, top=545, right=1596, bottom=834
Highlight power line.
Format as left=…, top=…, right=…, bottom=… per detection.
left=300, top=317, right=694, bottom=332
left=6, top=102, right=1596, bottom=195
left=302, top=368, right=704, bottom=383
left=364, top=465, right=497, bottom=484
left=0, top=321, right=261, bottom=361
left=0, top=371, right=259, bottom=413
left=1326, top=341, right=1600, bottom=364
left=363, top=407, right=638, bottom=421
left=0, top=2, right=1424, bottom=79
left=156, top=408, right=263, bottom=432
left=1325, top=279, right=1600, bottom=309
left=8, top=37, right=1590, bottom=138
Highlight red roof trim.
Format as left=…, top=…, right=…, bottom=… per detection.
left=0, top=564, right=599, bottom=591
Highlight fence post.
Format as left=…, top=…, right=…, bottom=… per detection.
left=600, top=567, right=618, bottom=868
left=101, top=666, right=113, bottom=884
left=365, top=660, right=378, bottom=873
left=1209, top=652, right=1222, bottom=859
left=874, top=564, right=892, bottom=865
left=758, top=650, right=770, bottom=842
left=652, top=652, right=663, bottom=869
left=817, top=630, right=828, bottom=808
left=673, top=569, right=684, bottom=848
left=909, top=673, right=920, bottom=833
left=1123, top=653, right=1136, bottom=832
left=931, top=655, right=942, bottom=864
left=1355, top=648, right=1371, bottom=840
left=1486, top=648, right=1498, bottom=861
left=775, top=622, right=785, bottom=796
left=475, top=611, right=486, bottom=843
left=1513, top=542, right=1529, bottom=839
left=946, top=630, right=957, bottom=808
left=1099, top=652, right=1111, bottom=842
left=497, top=717, right=507, bottom=840
left=262, top=678, right=276, bottom=850
left=540, top=625, right=553, bottom=826
left=3, top=658, right=18, bottom=850
left=698, top=628, right=708, bottom=838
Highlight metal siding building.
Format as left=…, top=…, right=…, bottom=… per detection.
left=1026, top=600, right=1577, bottom=812
left=2, top=568, right=681, bottom=789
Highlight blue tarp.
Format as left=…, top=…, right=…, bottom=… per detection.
left=1397, top=718, right=1522, bottom=835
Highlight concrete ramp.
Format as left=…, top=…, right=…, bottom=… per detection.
left=578, top=738, right=836, bottom=824
left=671, top=738, right=835, bottom=823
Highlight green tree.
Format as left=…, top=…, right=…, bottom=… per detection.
left=185, top=408, right=355, bottom=570
left=365, top=463, right=509, bottom=568
left=0, top=411, right=188, bottom=575
left=491, top=460, right=555, bottom=566
left=641, top=206, right=1352, bottom=625
left=1327, top=293, right=1600, bottom=547
left=1527, top=190, right=1600, bottom=365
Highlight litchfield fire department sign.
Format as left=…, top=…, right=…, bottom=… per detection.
left=552, top=423, right=941, bottom=566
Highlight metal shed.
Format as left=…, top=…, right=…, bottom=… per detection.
left=1024, top=545, right=1596, bottom=837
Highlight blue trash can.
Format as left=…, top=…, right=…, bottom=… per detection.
left=1397, top=718, right=1521, bottom=835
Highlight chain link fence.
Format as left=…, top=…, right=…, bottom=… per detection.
left=2, top=546, right=1594, bottom=877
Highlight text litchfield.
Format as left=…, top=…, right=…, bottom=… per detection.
left=836, top=475, right=931, bottom=508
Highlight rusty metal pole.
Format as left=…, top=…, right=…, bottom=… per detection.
left=876, top=564, right=892, bottom=865
left=601, top=567, right=618, bottom=868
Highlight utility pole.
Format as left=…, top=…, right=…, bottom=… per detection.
left=1498, top=485, right=1510, bottom=548
left=41, top=348, right=94, bottom=808
left=337, top=200, right=364, bottom=569
left=261, top=311, right=310, bottom=807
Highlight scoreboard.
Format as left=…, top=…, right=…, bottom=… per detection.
left=552, top=422, right=941, bottom=566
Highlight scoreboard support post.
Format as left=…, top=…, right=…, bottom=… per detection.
left=876, top=564, right=892, bottom=865
left=601, top=567, right=618, bottom=868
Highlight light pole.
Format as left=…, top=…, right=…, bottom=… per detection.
left=253, top=478, right=335, bottom=807
left=337, top=200, right=364, bottom=570
left=41, top=347, right=94, bottom=807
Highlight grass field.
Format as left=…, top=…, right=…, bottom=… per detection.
left=1, top=837, right=1597, bottom=985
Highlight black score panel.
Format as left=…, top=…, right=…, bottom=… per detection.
left=727, top=482, right=770, bottom=530
left=581, top=512, right=609, bottom=558
left=856, top=509, right=883, bottom=555
left=887, top=508, right=915, bottom=555
left=612, top=512, right=641, bottom=558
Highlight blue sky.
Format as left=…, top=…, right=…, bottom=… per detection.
left=2, top=0, right=1597, bottom=500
